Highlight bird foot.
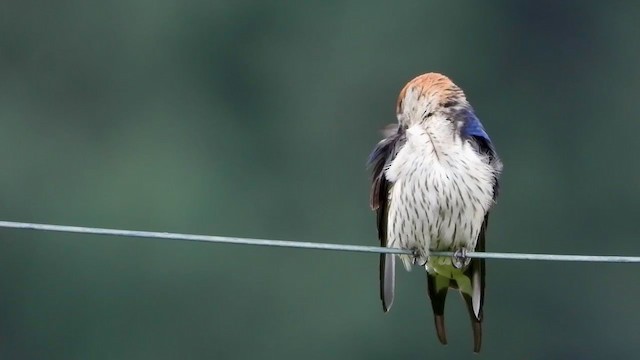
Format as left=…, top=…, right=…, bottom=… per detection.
left=452, top=248, right=471, bottom=269
left=411, top=247, right=428, bottom=267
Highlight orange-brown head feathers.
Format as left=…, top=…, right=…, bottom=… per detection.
left=396, top=73, right=468, bottom=127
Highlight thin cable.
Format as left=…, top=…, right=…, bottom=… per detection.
left=0, top=220, right=638, bottom=263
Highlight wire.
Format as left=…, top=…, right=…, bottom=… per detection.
left=0, top=220, right=638, bottom=263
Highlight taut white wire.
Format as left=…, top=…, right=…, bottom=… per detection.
left=0, top=221, right=639, bottom=263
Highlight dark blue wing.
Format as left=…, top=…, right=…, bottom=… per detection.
left=457, top=109, right=502, bottom=352
left=368, top=125, right=405, bottom=312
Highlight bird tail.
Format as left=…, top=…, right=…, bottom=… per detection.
left=461, top=255, right=484, bottom=353
left=427, top=272, right=450, bottom=345
left=426, top=256, right=485, bottom=353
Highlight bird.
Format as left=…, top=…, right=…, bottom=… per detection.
left=368, top=73, right=502, bottom=353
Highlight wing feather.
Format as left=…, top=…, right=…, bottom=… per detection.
left=368, top=126, right=405, bottom=312
left=458, top=110, right=501, bottom=353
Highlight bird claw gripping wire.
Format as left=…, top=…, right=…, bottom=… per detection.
left=410, top=247, right=429, bottom=267
left=453, top=248, right=471, bottom=269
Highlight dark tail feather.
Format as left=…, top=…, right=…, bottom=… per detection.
left=427, top=273, right=449, bottom=345
left=462, top=256, right=485, bottom=353
left=462, top=293, right=482, bottom=353
left=462, top=215, right=488, bottom=353
left=380, top=253, right=395, bottom=312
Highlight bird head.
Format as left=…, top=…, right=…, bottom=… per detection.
left=395, top=72, right=490, bottom=141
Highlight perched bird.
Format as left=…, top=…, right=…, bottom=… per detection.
left=368, top=73, right=502, bottom=353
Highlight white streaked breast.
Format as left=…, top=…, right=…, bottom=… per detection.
left=385, top=118, right=496, bottom=271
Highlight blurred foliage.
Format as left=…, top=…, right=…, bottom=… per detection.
left=1, top=1, right=639, bottom=359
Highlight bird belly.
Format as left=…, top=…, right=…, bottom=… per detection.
left=385, top=126, right=495, bottom=273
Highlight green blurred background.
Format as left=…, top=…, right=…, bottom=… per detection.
left=1, top=1, right=639, bottom=359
